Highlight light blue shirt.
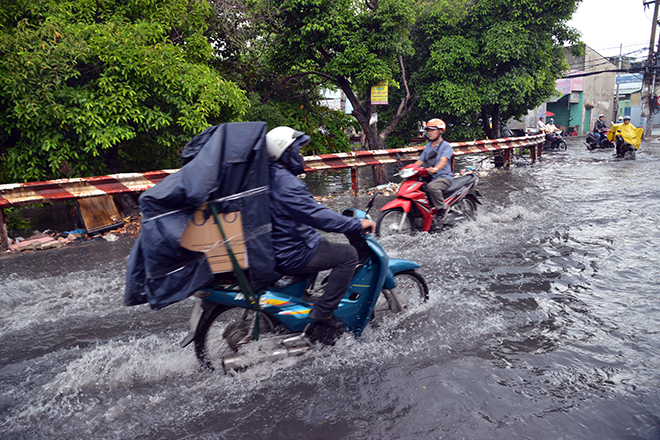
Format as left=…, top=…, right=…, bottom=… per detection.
left=419, top=140, right=453, bottom=182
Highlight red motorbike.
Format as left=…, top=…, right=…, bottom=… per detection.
left=585, top=128, right=614, bottom=150
left=376, top=163, right=481, bottom=238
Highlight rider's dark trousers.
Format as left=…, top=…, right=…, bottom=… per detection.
left=617, top=141, right=632, bottom=157
left=427, top=177, right=451, bottom=211
left=297, top=239, right=358, bottom=318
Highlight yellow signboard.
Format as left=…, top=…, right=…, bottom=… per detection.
left=371, top=81, right=388, bottom=105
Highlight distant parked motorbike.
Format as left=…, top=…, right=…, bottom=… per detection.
left=542, top=131, right=567, bottom=151
left=584, top=129, right=614, bottom=150
left=376, top=152, right=481, bottom=237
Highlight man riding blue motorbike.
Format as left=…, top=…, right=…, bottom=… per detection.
left=266, top=127, right=375, bottom=330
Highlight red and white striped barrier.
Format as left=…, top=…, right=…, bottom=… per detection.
left=303, top=135, right=543, bottom=171
left=0, top=170, right=177, bottom=209
left=451, top=135, right=543, bottom=156
left=1, top=134, right=543, bottom=249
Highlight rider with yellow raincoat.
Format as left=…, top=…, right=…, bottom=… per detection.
left=607, top=115, right=644, bottom=158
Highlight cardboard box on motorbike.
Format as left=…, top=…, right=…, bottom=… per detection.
left=180, top=203, right=247, bottom=274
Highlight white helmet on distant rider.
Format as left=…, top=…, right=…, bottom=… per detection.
left=266, top=126, right=309, bottom=162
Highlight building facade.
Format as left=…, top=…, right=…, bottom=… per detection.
left=549, top=45, right=617, bottom=134
left=509, top=45, right=617, bottom=135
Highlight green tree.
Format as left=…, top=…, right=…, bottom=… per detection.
left=0, top=0, right=248, bottom=183
left=205, top=0, right=358, bottom=156
left=415, top=0, right=582, bottom=139
left=263, top=0, right=419, bottom=184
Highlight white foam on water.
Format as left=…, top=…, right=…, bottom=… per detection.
left=0, top=270, right=126, bottom=333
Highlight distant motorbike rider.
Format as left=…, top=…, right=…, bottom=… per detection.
left=593, top=114, right=607, bottom=145
left=413, top=119, right=453, bottom=220
left=543, top=118, right=560, bottom=143
left=266, top=127, right=375, bottom=330
left=608, top=115, right=644, bottom=158
left=537, top=116, right=546, bottom=133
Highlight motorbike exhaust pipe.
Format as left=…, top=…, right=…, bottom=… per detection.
left=222, top=334, right=312, bottom=371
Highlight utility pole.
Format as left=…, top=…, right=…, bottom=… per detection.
left=641, top=0, right=659, bottom=138
left=613, top=44, right=622, bottom=124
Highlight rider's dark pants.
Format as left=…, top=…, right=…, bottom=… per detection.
left=617, top=141, right=632, bottom=157
left=297, top=239, right=358, bottom=318
left=427, top=177, right=451, bottom=211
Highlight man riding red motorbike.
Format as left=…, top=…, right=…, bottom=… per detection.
left=375, top=119, right=480, bottom=237
left=413, top=119, right=454, bottom=221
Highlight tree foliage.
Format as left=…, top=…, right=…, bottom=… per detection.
left=262, top=0, right=418, bottom=183
left=415, top=0, right=582, bottom=139
left=204, top=0, right=357, bottom=156
left=0, top=0, right=248, bottom=183
left=0, top=0, right=586, bottom=185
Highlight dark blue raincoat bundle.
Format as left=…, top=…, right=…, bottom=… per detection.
left=124, top=122, right=279, bottom=310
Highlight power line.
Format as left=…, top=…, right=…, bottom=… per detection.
left=592, top=41, right=650, bottom=52
left=562, top=66, right=649, bottom=79
left=567, top=48, right=649, bottom=71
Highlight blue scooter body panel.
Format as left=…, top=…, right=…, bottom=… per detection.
left=384, top=259, right=422, bottom=289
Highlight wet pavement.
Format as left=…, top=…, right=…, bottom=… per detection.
left=1, top=135, right=660, bottom=439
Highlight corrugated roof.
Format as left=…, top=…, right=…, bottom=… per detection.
left=617, top=85, right=641, bottom=95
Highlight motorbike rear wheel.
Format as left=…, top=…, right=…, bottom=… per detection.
left=376, top=208, right=413, bottom=238
left=194, top=305, right=276, bottom=371
left=453, top=196, right=477, bottom=220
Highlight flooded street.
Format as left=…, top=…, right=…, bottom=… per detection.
left=2, top=137, right=660, bottom=439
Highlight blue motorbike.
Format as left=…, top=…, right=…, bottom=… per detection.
left=181, top=199, right=428, bottom=372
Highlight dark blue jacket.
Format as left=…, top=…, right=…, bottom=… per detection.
left=269, top=144, right=363, bottom=274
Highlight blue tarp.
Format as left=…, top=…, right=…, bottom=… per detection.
left=124, top=122, right=278, bottom=310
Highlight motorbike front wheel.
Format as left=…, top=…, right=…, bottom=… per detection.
left=194, top=304, right=276, bottom=371
left=373, top=270, right=429, bottom=318
left=393, top=270, right=429, bottom=305
left=376, top=209, right=413, bottom=238
left=558, top=140, right=567, bottom=150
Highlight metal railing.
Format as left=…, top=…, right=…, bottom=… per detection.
left=0, top=134, right=544, bottom=249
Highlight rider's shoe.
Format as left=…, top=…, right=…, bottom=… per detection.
left=431, top=207, right=449, bottom=229
left=309, top=311, right=344, bottom=345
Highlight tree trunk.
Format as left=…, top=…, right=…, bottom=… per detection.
left=362, top=117, right=388, bottom=186
left=481, top=105, right=501, bottom=140
left=103, top=145, right=120, bottom=174
left=481, top=108, right=492, bottom=139
left=335, top=69, right=417, bottom=187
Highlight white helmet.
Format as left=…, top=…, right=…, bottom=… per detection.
left=266, top=126, right=307, bottom=161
